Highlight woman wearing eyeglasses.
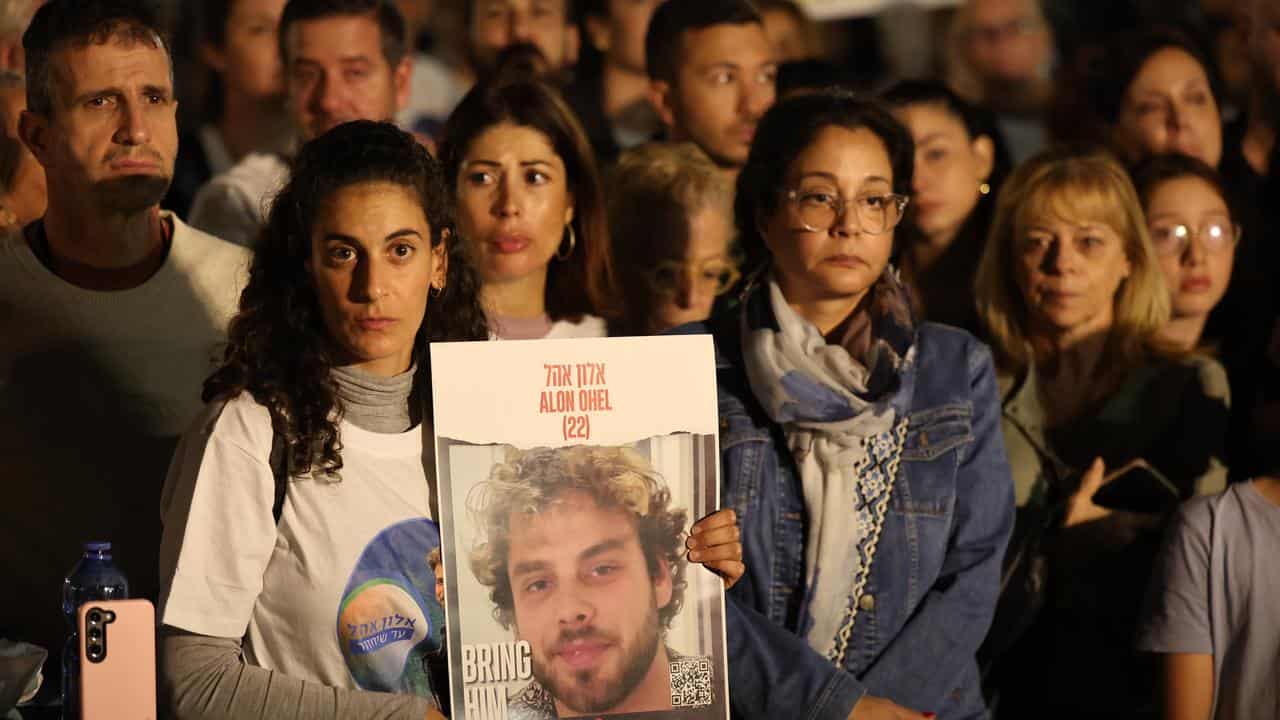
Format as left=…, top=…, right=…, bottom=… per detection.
left=1131, top=153, right=1266, bottom=488
left=975, top=147, right=1230, bottom=719
left=606, top=142, right=740, bottom=335
left=1130, top=155, right=1240, bottom=351
left=700, top=91, right=1015, bottom=720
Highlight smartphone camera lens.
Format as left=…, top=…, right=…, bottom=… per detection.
left=87, top=610, right=101, bottom=624
left=88, top=627, right=102, bottom=641
left=86, top=645, right=103, bottom=661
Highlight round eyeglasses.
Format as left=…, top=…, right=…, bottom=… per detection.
left=1148, top=221, right=1239, bottom=257
left=783, top=188, right=910, bottom=235
left=647, top=257, right=741, bottom=297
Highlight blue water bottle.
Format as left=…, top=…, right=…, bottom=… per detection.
left=61, top=542, right=128, bottom=719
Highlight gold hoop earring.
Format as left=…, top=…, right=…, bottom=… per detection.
left=979, top=182, right=991, bottom=196
left=555, top=224, right=576, bottom=261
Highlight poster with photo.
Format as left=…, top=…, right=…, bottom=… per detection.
left=431, top=335, right=728, bottom=720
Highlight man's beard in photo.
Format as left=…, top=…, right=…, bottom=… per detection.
left=92, top=174, right=170, bottom=214
left=533, top=600, right=662, bottom=714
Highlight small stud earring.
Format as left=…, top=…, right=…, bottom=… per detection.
left=979, top=182, right=991, bottom=196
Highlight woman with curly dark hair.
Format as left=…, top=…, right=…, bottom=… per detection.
left=155, top=120, right=484, bottom=720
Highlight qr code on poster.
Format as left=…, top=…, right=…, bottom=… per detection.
left=669, top=656, right=713, bottom=708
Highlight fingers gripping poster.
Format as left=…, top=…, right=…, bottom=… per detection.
left=431, top=335, right=729, bottom=720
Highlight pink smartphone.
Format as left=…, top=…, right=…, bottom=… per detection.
left=78, top=598, right=156, bottom=720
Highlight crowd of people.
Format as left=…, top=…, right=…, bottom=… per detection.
left=0, top=0, right=1276, bottom=719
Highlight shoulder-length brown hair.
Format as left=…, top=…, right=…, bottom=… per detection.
left=440, top=78, right=619, bottom=321
left=975, top=146, right=1175, bottom=375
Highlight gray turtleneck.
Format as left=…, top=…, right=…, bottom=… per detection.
left=332, top=364, right=415, bottom=434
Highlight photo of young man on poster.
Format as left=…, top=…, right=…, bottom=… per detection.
left=466, top=445, right=712, bottom=719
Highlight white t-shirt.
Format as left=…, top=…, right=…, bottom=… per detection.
left=397, top=53, right=469, bottom=135
left=546, top=314, right=608, bottom=339
left=188, top=152, right=290, bottom=248
left=159, top=393, right=445, bottom=695
left=490, top=314, right=609, bottom=340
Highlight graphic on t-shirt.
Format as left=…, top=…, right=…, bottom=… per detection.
left=338, top=517, right=445, bottom=697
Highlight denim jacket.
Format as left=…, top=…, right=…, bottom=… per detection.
left=698, top=315, right=1015, bottom=720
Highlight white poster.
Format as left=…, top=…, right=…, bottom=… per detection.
left=431, top=336, right=729, bottom=720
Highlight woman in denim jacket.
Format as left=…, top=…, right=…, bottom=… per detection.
left=701, top=91, right=1015, bottom=719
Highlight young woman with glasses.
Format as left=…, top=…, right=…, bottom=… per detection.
left=606, top=142, right=740, bottom=335
left=698, top=90, right=1015, bottom=720
left=1131, top=153, right=1263, bottom=484
left=1131, top=154, right=1240, bottom=351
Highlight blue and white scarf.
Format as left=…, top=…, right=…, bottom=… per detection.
left=740, top=272, right=915, bottom=666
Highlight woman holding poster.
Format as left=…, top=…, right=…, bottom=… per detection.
left=156, top=121, right=486, bottom=720
left=704, top=91, right=1015, bottom=719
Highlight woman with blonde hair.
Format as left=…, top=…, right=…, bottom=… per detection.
left=977, top=147, right=1230, bottom=719
left=607, top=142, right=739, bottom=336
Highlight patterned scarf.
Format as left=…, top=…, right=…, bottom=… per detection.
left=740, top=271, right=915, bottom=666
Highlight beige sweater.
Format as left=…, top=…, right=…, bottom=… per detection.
left=0, top=214, right=249, bottom=695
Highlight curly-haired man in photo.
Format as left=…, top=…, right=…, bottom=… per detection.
left=467, top=445, right=703, bottom=719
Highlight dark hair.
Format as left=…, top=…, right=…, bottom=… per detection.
left=882, top=80, right=1005, bottom=159
left=0, top=133, right=21, bottom=194
left=880, top=80, right=1011, bottom=331
left=754, top=0, right=805, bottom=20
left=23, top=0, right=171, bottom=116
left=881, top=78, right=1012, bottom=211
left=645, top=0, right=762, bottom=83
left=0, top=72, right=24, bottom=191
left=734, top=89, right=914, bottom=280
left=1092, top=27, right=1222, bottom=125
left=199, top=0, right=233, bottom=47
left=278, top=0, right=406, bottom=68
left=1129, top=153, right=1238, bottom=224
left=1056, top=26, right=1225, bottom=155
left=203, top=121, right=488, bottom=476
left=195, top=0, right=246, bottom=123
left=480, top=41, right=553, bottom=84
left=577, top=0, right=606, bottom=20
left=776, top=59, right=852, bottom=97
left=440, top=77, right=618, bottom=321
